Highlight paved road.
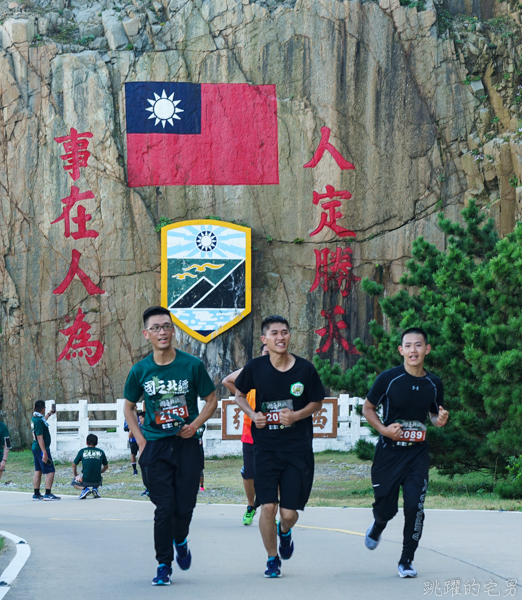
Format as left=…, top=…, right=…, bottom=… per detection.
left=1, top=491, right=521, bottom=600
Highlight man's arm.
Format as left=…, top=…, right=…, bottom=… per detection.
left=124, top=400, right=146, bottom=451
left=101, top=463, right=108, bottom=474
left=279, top=400, right=323, bottom=427
left=0, top=443, right=9, bottom=473
left=362, top=399, right=403, bottom=441
left=178, top=391, right=218, bottom=439
left=235, top=389, right=267, bottom=429
left=37, top=434, right=49, bottom=462
left=222, top=368, right=243, bottom=396
left=72, top=461, right=78, bottom=477
left=430, top=406, right=449, bottom=427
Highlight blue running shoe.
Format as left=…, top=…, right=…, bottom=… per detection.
left=277, top=521, right=294, bottom=560
left=398, top=560, right=417, bottom=578
left=79, top=488, right=91, bottom=500
left=152, top=564, right=172, bottom=586
left=365, top=520, right=381, bottom=550
left=264, top=556, right=282, bottom=578
left=175, top=539, right=192, bottom=571
left=91, top=487, right=101, bottom=499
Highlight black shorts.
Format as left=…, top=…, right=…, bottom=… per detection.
left=129, top=441, right=139, bottom=456
left=253, top=447, right=314, bottom=511
left=241, top=442, right=254, bottom=480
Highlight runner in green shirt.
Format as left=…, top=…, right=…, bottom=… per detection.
left=123, top=306, right=217, bottom=587
left=0, top=420, right=11, bottom=481
left=72, top=434, right=109, bottom=499
left=31, top=400, right=60, bottom=501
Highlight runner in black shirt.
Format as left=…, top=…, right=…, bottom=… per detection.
left=235, top=316, right=324, bottom=578
left=362, top=327, right=449, bottom=579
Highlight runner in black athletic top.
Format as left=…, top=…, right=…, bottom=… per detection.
left=235, top=316, right=324, bottom=578
left=362, top=327, right=449, bottom=579
left=123, top=306, right=217, bottom=587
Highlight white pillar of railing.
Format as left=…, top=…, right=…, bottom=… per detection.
left=45, top=399, right=57, bottom=454
left=350, top=400, right=361, bottom=446
left=116, top=399, right=127, bottom=446
left=78, top=399, right=89, bottom=443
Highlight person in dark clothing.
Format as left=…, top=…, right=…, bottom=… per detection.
left=123, top=306, right=217, bottom=587
left=362, top=327, right=449, bottom=579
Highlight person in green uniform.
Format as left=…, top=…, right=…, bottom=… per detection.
left=0, top=419, right=11, bottom=481
left=31, top=400, right=60, bottom=501
left=72, top=434, right=109, bottom=499
left=123, top=306, right=218, bottom=587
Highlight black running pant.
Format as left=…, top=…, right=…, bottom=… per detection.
left=139, top=436, right=202, bottom=566
left=371, top=441, right=430, bottom=562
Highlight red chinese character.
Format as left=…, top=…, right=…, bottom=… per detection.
left=54, top=128, right=93, bottom=181
left=57, top=308, right=104, bottom=366
left=312, top=184, right=352, bottom=205
left=303, top=127, right=355, bottom=170
left=310, top=200, right=356, bottom=238
left=310, top=247, right=361, bottom=297
left=53, top=249, right=105, bottom=296
left=315, top=305, right=359, bottom=354
left=51, top=186, right=98, bottom=240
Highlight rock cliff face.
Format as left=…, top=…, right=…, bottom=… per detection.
left=1, top=0, right=521, bottom=444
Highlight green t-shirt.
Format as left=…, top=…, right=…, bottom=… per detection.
left=31, top=414, right=51, bottom=451
left=0, top=421, right=10, bottom=450
left=74, top=447, right=108, bottom=483
left=124, top=350, right=216, bottom=441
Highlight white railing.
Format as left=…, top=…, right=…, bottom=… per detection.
left=45, top=395, right=375, bottom=460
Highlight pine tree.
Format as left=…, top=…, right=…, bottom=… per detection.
left=315, top=200, right=522, bottom=476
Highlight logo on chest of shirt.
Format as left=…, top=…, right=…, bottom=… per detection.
left=412, top=386, right=419, bottom=391
left=290, top=382, right=304, bottom=397
left=144, top=377, right=189, bottom=396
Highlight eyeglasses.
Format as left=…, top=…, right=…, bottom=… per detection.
left=147, top=324, right=174, bottom=333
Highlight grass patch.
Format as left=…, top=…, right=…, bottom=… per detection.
left=0, top=537, right=4, bottom=553
left=1, top=450, right=520, bottom=511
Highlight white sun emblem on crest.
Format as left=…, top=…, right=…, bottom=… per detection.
left=145, top=90, right=184, bottom=128
left=196, top=231, right=218, bottom=252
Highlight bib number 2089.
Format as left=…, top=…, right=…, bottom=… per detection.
left=399, top=429, right=426, bottom=442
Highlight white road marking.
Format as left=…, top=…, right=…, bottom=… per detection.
left=0, top=530, right=31, bottom=599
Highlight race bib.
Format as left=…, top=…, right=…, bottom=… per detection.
left=396, top=420, right=427, bottom=442
left=153, top=395, right=189, bottom=430
left=261, top=400, right=294, bottom=430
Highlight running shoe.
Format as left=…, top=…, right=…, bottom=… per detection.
left=141, top=489, right=149, bottom=497
left=365, top=520, right=381, bottom=550
left=42, top=493, right=61, bottom=501
left=152, top=563, right=172, bottom=586
left=79, top=488, right=92, bottom=500
left=398, top=560, right=418, bottom=578
left=133, top=470, right=138, bottom=475
left=264, top=556, right=282, bottom=578
left=92, top=487, right=101, bottom=498
left=32, top=493, right=44, bottom=501
left=199, top=486, right=205, bottom=491
left=175, top=539, right=192, bottom=571
left=243, top=506, right=256, bottom=526
left=277, top=521, right=294, bottom=560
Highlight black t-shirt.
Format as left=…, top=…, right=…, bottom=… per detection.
left=235, top=354, right=325, bottom=452
left=367, top=364, right=443, bottom=445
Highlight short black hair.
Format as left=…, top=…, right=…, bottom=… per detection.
left=260, top=343, right=267, bottom=354
left=261, top=315, right=290, bottom=335
left=137, top=411, right=145, bottom=418
left=143, top=306, right=172, bottom=328
left=34, top=400, right=45, bottom=411
left=401, top=327, right=428, bottom=345
left=86, top=433, right=98, bottom=446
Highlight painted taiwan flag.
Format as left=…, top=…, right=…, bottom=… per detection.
left=125, top=82, right=279, bottom=187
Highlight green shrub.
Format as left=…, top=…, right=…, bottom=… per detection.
left=354, top=438, right=375, bottom=461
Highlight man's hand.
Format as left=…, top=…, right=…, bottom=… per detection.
left=178, top=424, right=196, bottom=439
left=253, top=412, right=267, bottom=429
left=382, top=423, right=403, bottom=441
left=137, top=439, right=147, bottom=454
left=436, top=406, right=449, bottom=427
left=42, top=451, right=49, bottom=464
left=279, top=409, right=296, bottom=427
left=0, top=460, right=6, bottom=473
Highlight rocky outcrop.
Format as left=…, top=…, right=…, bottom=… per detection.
left=0, top=0, right=521, bottom=445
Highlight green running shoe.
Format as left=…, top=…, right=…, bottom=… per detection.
left=243, top=505, right=256, bottom=526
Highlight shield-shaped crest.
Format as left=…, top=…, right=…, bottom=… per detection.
left=161, top=220, right=251, bottom=343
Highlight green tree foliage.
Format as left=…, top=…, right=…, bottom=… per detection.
left=315, top=201, right=522, bottom=476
